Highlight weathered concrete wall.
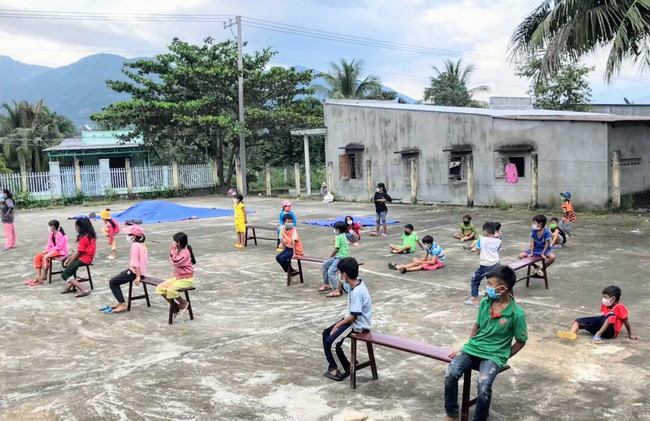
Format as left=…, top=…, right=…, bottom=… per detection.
left=607, top=122, right=650, bottom=194
left=591, top=105, right=650, bottom=117
left=325, top=103, right=611, bottom=208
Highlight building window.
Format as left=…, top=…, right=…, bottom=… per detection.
left=449, top=153, right=469, bottom=181
left=509, top=156, right=525, bottom=178
left=339, top=153, right=362, bottom=180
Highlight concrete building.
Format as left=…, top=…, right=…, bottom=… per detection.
left=323, top=100, right=650, bottom=208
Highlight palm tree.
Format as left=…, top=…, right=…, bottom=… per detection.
left=314, top=58, right=382, bottom=99
left=423, top=59, right=490, bottom=106
left=509, top=0, right=650, bottom=82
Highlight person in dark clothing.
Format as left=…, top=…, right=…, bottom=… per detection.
left=369, top=183, right=392, bottom=238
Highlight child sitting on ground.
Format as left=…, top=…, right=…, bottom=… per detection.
left=26, top=220, right=69, bottom=286
left=389, top=224, right=425, bottom=254
left=466, top=222, right=502, bottom=305
left=443, top=265, right=527, bottom=421
left=100, top=209, right=120, bottom=260
left=322, top=257, right=372, bottom=381
left=276, top=200, right=297, bottom=252
left=518, top=214, right=556, bottom=274
left=453, top=214, right=476, bottom=242
left=387, top=235, right=445, bottom=273
left=319, top=221, right=349, bottom=297
left=560, top=191, right=576, bottom=237
left=557, top=285, right=641, bottom=344
left=549, top=217, right=566, bottom=248
left=276, top=214, right=303, bottom=278
left=344, top=216, right=362, bottom=246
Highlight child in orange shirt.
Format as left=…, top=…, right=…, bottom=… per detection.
left=559, top=191, right=575, bottom=237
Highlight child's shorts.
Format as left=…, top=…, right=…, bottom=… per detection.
left=422, top=261, right=443, bottom=271
left=376, top=211, right=387, bottom=221
left=575, top=314, right=616, bottom=338
left=524, top=249, right=552, bottom=257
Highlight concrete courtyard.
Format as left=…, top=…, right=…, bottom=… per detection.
left=1, top=196, right=649, bottom=421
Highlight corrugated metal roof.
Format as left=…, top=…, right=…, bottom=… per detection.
left=325, top=99, right=650, bottom=122
left=44, top=138, right=142, bottom=152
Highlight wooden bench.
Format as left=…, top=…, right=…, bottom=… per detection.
left=508, top=256, right=548, bottom=289
left=245, top=225, right=279, bottom=247
left=290, top=255, right=365, bottom=287
left=48, top=258, right=94, bottom=290
left=127, top=277, right=195, bottom=325
left=349, top=331, right=510, bottom=421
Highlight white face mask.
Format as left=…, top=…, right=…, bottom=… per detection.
left=233, top=198, right=238, bottom=204
left=338, top=273, right=346, bottom=284
left=376, top=188, right=381, bottom=192
left=532, top=224, right=539, bottom=230
left=602, top=297, right=613, bottom=306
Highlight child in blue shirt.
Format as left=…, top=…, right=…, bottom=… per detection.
left=518, top=214, right=556, bottom=273
left=322, top=257, right=372, bottom=381
left=388, top=235, right=445, bottom=274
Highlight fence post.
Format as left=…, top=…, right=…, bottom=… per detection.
left=211, top=159, right=219, bottom=187
left=172, top=161, right=179, bottom=191
left=327, top=161, right=334, bottom=193
left=99, top=158, right=111, bottom=195
left=303, top=134, right=312, bottom=196
left=294, top=162, right=301, bottom=197
left=410, top=158, right=418, bottom=204
left=49, top=161, right=62, bottom=199
left=284, top=167, right=288, bottom=184
left=125, top=158, right=133, bottom=195
left=265, top=164, right=272, bottom=196
left=466, top=155, right=474, bottom=207
left=611, top=150, right=621, bottom=209
left=73, top=159, right=82, bottom=194
left=530, top=153, right=539, bottom=209
left=366, top=159, right=373, bottom=201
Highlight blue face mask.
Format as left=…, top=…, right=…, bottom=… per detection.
left=486, top=286, right=502, bottom=299
left=0, top=194, right=4, bottom=200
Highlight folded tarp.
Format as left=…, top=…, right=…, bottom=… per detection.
left=303, top=216, right=399, bottom=227
left=72, top=201, right=237, bottom=224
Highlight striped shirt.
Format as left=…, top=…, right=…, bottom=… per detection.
left=426, top=242, right=446, bottom=263
left=562, top=201, right=576, bottom=222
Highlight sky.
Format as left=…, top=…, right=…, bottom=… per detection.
left=0, top=0, right=649, bottom=104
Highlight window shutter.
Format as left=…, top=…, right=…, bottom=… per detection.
left=339, top=154, right=350, bottom=180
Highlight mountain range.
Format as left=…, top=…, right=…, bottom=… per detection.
left=0, top=54, right=415, bottom=127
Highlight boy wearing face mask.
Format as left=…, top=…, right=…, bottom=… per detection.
left=320, top=221, right=350, bottom=296
left=276, top=214, right=303, bottom=278
left=557, top=285, right=641, bottom=344
left=389, top=223, right=425, bottom=254
left=518, top=214, right=556, bottom=273
left=549, top=217, right=566, bottom=248
left=322, top=257, right=372, bottom=381
left=443, top=265, right=527, bottom=421
left=453, top=214, right=476, bottom=242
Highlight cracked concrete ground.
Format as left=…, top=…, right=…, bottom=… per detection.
left=1, top=196, right=649, bottom=421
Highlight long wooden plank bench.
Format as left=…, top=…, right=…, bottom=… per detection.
left=508, top=255, right=549, bottom=289
left=349, top=331, right=510, bottom=421
left=290, top=255, right=365, bottom=287
left=245, top=225, right=278, bottom=247
left=47, top=257, right=94, bottom=289
left=127, top=277, right=195, bottom=325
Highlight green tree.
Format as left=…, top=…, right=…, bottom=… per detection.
left=0, top=100, right=75, bottom=174
left=517, top=58, right=593, bottom=111
left=509, top=0, right=650, bottom=82
left=423, top=59, right=489, bottom=106
left=314, top=58, right=382, bottom=99
left=91, top=37, right=315, bottom=187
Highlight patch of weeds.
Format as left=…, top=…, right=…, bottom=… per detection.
left=103, top=189, right=119, bottom=203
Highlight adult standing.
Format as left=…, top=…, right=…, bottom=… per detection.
left=1, top=188, right=16, bottom=252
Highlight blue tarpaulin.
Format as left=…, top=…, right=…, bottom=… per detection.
left=303, top=216, right=399, bottom=227
left=73, top=201, right=237, bottom=224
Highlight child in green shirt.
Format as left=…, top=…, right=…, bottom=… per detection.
left=389, top=224, right=425, bottom=254
left=320, top=221, right=350, bottom=297
left=443, top=265, right=527, bottom=421
left=453, top=214, right=476, bottom=242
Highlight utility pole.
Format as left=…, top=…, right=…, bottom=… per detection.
left=224, top=16, right=247, bottom=194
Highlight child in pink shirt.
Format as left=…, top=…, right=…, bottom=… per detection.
left=99, top=208, right=120, bottom=260
left=26, top=220, right=69, bottom=286
left=100, top=225, right=147, bottom=314
left=156, top=232, right=196, bottom=320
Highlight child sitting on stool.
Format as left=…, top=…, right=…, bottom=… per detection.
left=276, top=214, right=303, bottom=278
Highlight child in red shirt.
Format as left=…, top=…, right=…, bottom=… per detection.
left=60, top=218, right=96, bottom=298
left=344, top=216, right=362, bottom=246
left=558, top=285, right=641, bottom=344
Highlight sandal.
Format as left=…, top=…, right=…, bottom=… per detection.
left=75, top=291, right=90, bottom=298
left=326, top=292, right=342, bottom=298
left=318, top=285, right=332, bottom=292
left=388, top=263, right=397, bottom=270
left=61, top=288, right=75, bottom=294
